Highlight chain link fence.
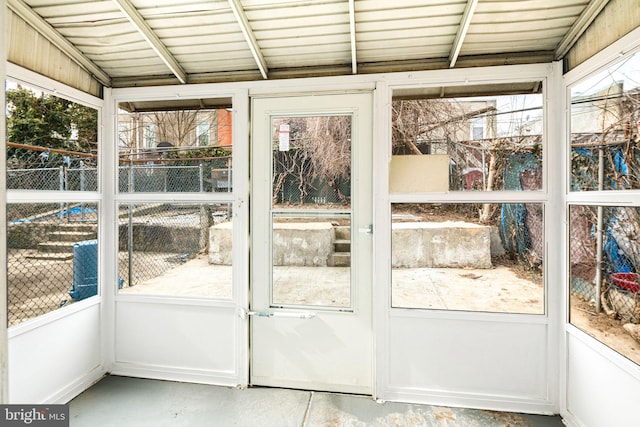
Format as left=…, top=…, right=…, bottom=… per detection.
left=7, top=146, right=98, bottom=191
left=117, top=203, right=231, bottom=294
left=570, top=205, right=640, bottom=323
left=6, top=144, right=233, bottom=193
left=118, top=158, right=231, bottom=193
left=7, top=203, right=98, bottom=326
left=6, top=201, right=233, bottom=326
left=571, top=143, right=640, bottom=191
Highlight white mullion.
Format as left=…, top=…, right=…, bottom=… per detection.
left=230, top=88, right=250, bottom=386
left=566, top=191, right=640, bottom=206
left=102, top=87, right=116, bottom=374
left=1, top=0, right=8, bottom=404
left=389, top=191, right=548, bottom=204
left=373, top=79, right=391, bottom=401
left=546, top=60, right=565, bottom=414
left=7, top=191, right=102, bottom=204
left=114, top=192, right=234, bottom=205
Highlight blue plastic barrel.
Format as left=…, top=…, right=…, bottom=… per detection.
left=69, top=239, right=98, bottom=300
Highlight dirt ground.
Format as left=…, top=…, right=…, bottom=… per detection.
left=7, top=249, right=74, bottom=326
left=570, top=295, right=640, bottom=365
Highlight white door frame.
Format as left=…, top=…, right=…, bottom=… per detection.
left=107, top=85, right=250, bottom=387
left=249, top=92, right=374, bottom=394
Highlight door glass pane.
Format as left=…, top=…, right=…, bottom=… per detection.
left=118, top=202, right=232, bottom=299
left=117, top=100, right=233, bottom=193
left=272, top=116, right=351, bottom=207
left=271, top=115, right=352, bottom=308
left=391, top=203, right=544, bottom=314
left=271, top=213, right=351, bottom=308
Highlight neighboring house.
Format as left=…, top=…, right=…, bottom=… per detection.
left=117, top=108, right=232, bottom=160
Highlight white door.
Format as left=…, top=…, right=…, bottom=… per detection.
left=250, top=93, right=373, bottom=394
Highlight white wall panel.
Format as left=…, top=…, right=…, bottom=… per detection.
left=384, top=314, right=552, bottom=412
left=8, top=304, right=103, bottom=403
left=113, top=301, right=238, bottom=384
left=566, top=332, right=640, bottom=427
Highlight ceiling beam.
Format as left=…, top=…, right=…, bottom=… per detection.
left=349, top=0, right=357, bottom=74
left=7, top=0, right=112, bottom=86
left=227, top=0, right=268, bottom=79
left=112, top=0, right=187, bottom=84
left=554, top=0, right=610, bottom=60
left=448, top=0, right=478, bottom=68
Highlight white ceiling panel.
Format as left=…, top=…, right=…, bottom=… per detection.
left=8, top=0, right=610, bottom=87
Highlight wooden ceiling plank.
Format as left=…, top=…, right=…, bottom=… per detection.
left=554, top=0, right=611, bottom=59
left=7, top=0, right=112, bottom=85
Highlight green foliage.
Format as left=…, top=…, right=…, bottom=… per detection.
left=6, top=86, right=97, bottom=154
left=69, top=101, right=98, bottom=149
left=169, top=146, right=231, bottom=160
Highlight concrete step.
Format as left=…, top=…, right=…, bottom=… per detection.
left=334, top=226, right=350, bottom=240
left=328, top=252, right=350, bottom=267
left=48, top=231, right=96, bottom=242
left=334, top=239, right=351, bottom=253
left=55, top=223, right=97, bottom=233
left=26, top=252, right=74, bottom=261
left=37, top=241, right=75, bottom=253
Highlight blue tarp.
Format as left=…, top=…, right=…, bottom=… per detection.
left=500, top=152, right=538, bottom=257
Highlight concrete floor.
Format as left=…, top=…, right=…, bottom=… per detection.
left=70, top=376, right=564, bottom=427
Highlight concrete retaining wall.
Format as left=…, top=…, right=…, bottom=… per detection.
left=392, top=221, right=492, bottom=269
left=208, top=221, right=233, bottom=265
left=210, top=220, right=493, bottom=269
left=272, top=223, right=334, bottom=266
left=118, top=223, right=201, bottom=253
left=209, top=222, right=335, bottom=266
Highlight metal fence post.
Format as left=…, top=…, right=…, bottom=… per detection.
left=164, top=166, right=168, bottom=192
left=80, top=160, right=86, bottom=191
left=595, top=146, right=604, bottom=313
left=80, top=161, right=86, bottom=221
left=59, top=166, right=64, bottom=220
left=128, top=203, right=134, bottom=287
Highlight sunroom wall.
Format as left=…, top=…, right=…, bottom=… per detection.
left=8, top=51, right=640, bottom=424
left=4, top=63, right=106, bottom=404
left=105, top=63, right=563, bottom=415
left=562, top=26, right=640, bottom=427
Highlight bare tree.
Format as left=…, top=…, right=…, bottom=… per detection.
left=272, top=116, right=351, bottom=206
left=391, top=99, right=471, bottom=155
left=152, top=110, right=217, bottom=146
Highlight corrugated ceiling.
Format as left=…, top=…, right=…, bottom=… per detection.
left=7, top=0, right=610, bottom=88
